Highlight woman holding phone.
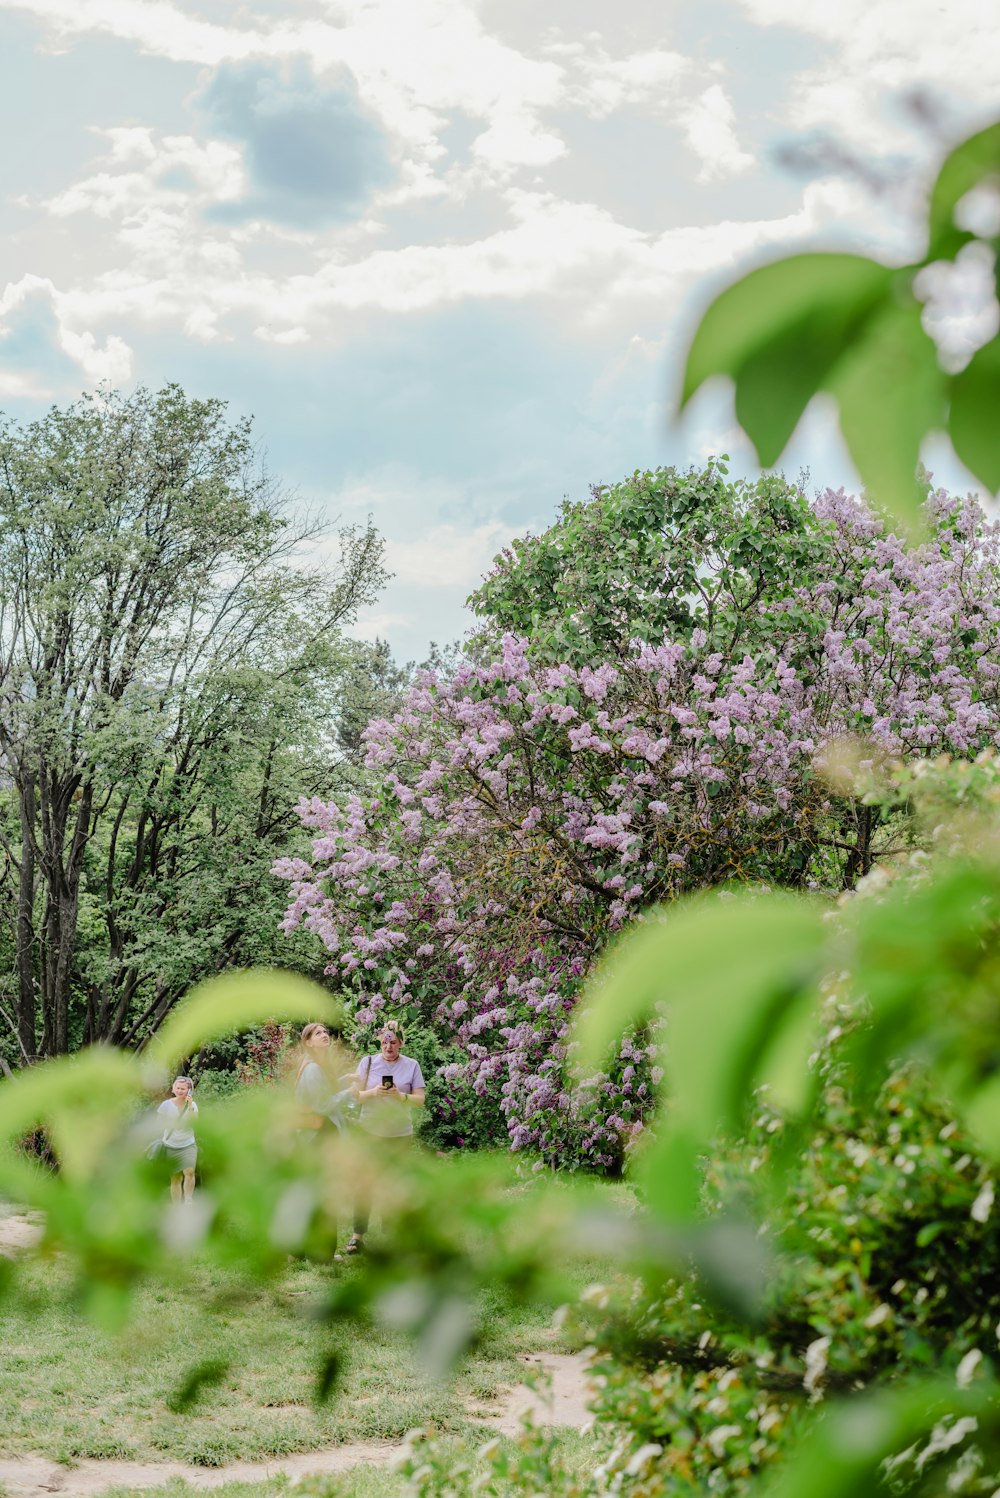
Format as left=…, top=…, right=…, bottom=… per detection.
left=346, top=1020, right=425, bottom=1254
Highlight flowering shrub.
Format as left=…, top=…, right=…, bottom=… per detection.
left=276, top=474, right=1000, bottom=1168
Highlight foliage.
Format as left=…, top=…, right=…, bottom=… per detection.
left=233, top=1021, right=293, bottom=1087
left=398, top=1421, right=603, bottom=1498
left=468, top=464, right=828, bottom=668
left=680, top=123, right=1000, bottom=530
left=0, top=384, right=388, bottom=1063
left=278, top=475, right=1000, bottom=1167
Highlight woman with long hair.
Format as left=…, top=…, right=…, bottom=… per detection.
left=295, top=1022, right=354, bottom=1134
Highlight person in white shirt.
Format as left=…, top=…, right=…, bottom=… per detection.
left=345, top=1021, right=425, bottom=1255
left=157, top=1076, right=198, bottom=1202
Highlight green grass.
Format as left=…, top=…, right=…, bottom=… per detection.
left=0, top=1182, right=630, bottom=1471
left=0, top=1260, right=518, bottom=1464
left=95, top=1477, right=401, bottom=1498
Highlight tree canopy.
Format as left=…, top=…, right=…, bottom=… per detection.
left=0, top=384, right=388, bottom=1063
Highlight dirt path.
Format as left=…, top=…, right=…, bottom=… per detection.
left=0, top=1214, right=595, bottom=1496
left=0, top=1353, right=594, bottom=1497
left=0, top=1210, right=44, bottom=1256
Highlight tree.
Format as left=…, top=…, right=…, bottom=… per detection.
left=469, top=463, right=828, bottom=667
left=0, top=384, right=388, bottom=1062
left=278, top=470, right=1000, bottom=1165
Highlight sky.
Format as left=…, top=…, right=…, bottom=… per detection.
left=0, top=0, right=998, bottom=660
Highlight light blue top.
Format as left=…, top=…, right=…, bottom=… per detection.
left=296, top=1060, right=353, bottom=1130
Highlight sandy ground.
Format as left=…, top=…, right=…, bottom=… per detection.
left=0, top=1211, right=44, bottom=1256
left=0, top=1214, right=596, bottom=1497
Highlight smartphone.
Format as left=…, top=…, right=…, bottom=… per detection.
left=381, top=1075, right=395, bottom=1090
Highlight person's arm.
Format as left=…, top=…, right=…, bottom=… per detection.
left=405, top=1062, right=425, bottom=1108
left=355, top=1057, right=386, bottom=1102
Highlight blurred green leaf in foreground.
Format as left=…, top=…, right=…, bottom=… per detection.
left=680, top=121, right=1000, bottom=531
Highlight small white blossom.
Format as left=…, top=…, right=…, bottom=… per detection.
left=915, top=1415, right=978, bottom=1470
left=803, top=1336, right=831, bottom=1401
left=956, top=1349, right=983, bottom=1389
left=971, top=1180, right=995, bottom=1224
left=625, top=1443, right=663, bottom=1476
left=706, top=1425, right=743, bottom=1457
left=864, top=1304, right=891, bottom=1329
left=580, top=1283, right=610, bottom=1309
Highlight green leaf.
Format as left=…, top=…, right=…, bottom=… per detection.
left=639, top=1123, right=702, bottom=1221
left=166, top=1359, right=231, bottom=1413
left=761, top=1378, right=997, bottom=1498
left=145, top=969, right=344, bottom=1079
left=829, top=300, right=946, bottom=535
left=928, top=120, right=1000, bottom=261
left=733, top=302, right=876, bottom=467
left=576, top=890, right=825, bottom=1222
left=314, top=1349, right=342, bottom=1405
left=0, top=1047, right=142, bottom=1190
left=950, top=334, right=1000, bottom=493
left=680, top=255, right=892, bottom=454
left=959, top=1072, right=1000, bottom=1157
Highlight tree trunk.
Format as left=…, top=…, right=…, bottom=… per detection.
left=16, top=777, right=37, bottom=1060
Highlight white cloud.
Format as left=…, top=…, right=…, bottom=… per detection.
left=348, top=608, right=411, bottom=642
left=3, top=0, right=566, bottom=176
left=916, top=242, right=1000, bottom=372
left=472, top=116, right=566, bottom=169
left=57, top=324, right=133, bottom=382
left=385, top=521, right=511, bottom=587
left=0, top=273, right=135, bottom=385
left=566, top=45, right=691, bottom=117
left=45, top=129, right=245, bottom=220
left=683, top=84, right=754, bottom=183
left=254, top=324, right=311, bottom=345
left=0, top=369, right=54, bottom=398
left=38, top=117, right=875, bottom=342
left=736, top=0, right=1000, bottom=148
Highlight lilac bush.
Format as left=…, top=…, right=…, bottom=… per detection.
left=276, top=479, right=1000, bottom=1169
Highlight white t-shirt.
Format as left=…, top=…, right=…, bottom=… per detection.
left=356, top=1054, right=425, bottom=1138
left=157, top=1098, right=198, bottom=1148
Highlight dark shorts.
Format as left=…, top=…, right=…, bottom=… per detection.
left=164, top=1142, right=197, bottom=1173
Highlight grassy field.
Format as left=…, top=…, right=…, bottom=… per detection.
left=0, top=1180, right=630, bottom=1484
left=0, top=1257, right=561, bottom=1466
